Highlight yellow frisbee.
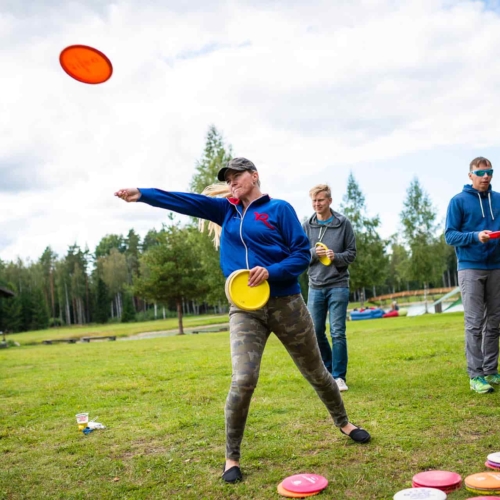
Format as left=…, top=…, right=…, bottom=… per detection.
left=225, top=269, right=270, bottom=311
left=315, top=242, right=331, bottom=266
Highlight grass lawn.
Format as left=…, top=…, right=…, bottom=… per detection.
left=1, top=312, right=499, bottom=499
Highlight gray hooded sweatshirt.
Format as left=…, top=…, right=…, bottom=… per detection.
left=302, top=209, right=356, bottom=289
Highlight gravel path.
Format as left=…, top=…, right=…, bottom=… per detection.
left=120, top=323, right=229, bottom=341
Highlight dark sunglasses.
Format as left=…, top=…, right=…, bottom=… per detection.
left=471, top=169, right=494, bottom=177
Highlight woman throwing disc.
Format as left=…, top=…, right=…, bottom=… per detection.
left=115, top=157, right=370, bottom=483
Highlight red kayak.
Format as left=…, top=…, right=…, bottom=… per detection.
left=382, top=310, right=399, bottom=318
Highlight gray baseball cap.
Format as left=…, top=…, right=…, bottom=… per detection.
left=217, top=157, right=257, bottom=182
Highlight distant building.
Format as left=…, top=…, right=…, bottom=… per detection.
left=0, top=286, right=15, bottom=299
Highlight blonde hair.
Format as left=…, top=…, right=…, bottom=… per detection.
left=309, top=184, right=332, bottom=199
left=470, top=157, right=492, bottom=171
left=198, top=183, right=231, bottom=249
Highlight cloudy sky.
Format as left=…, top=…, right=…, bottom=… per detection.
left=2, top=0, right=500, bottom=263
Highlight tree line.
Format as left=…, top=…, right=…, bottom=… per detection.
left=0, top=126, right=457, bottom=334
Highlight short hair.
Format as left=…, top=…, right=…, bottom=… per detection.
left=309, top=184, right=332, bottom=199
left=470, top=157, right=492, bottom=171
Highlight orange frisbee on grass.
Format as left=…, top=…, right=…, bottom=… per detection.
left=465, top=472, right=500, bottom=495
left=281, top=474, right=328, bottom=494
left=277, top=481, right=320, bottom=498
left=59, top=45, right=113, bottom=84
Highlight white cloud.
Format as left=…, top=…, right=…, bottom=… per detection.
left=1, top=0, right=500, bottom=262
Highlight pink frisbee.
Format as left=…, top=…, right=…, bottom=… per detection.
left=413, top=470, right=462, bottom=493
left=466, top=497, right=500, bottom=500
left=282, top=474, right=328, bottom=494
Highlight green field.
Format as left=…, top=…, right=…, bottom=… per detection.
left=1, top=312, right=498, bottom=499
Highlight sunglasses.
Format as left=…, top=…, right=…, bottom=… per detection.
left=471, top=169, right=494, bottom=177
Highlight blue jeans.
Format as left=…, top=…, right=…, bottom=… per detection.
left=307, top=287, right=349, bottom=380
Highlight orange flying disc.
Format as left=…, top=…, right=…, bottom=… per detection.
left=277, top=481, right=319, bottom=498
left=465, top=472, right=500, bottom=494
left=59, top=45, right=113, bottom=84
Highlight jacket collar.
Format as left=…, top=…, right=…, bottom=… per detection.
left=227, top=194, right=271, bottom=207
left=307, top=209, right=345, bottom=228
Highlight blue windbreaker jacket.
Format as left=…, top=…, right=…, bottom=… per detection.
left=445, top=184, right=500, bottom=270
left=138, top=189, right=310, bottom=296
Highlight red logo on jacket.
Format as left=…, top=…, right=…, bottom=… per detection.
left=254, top=212, right=275, bottom=230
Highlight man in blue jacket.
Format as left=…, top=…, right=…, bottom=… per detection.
left=445, top=157, right=500, bottom=394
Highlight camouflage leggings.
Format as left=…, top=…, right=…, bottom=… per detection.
left=226, top=294, right=348, bottom=461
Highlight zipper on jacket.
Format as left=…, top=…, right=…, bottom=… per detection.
left=238, top=196, right=266, bottom=270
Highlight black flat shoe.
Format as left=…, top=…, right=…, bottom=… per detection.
left=340, top=425, right=371, bottom=444
left=222, top=465, right=243, bottom=483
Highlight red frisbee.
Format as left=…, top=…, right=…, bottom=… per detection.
left=487, top=461, right=500, bottom=470
left=59, top=45, right=113, bottom=84
left=412, top=470, right=462, bottom=492
left=489, top=231, right=500, bottom=239
left=282, top=474, right=328, bottom=494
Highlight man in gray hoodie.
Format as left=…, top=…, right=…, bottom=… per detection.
left=302, top=184, right=356, bottom=391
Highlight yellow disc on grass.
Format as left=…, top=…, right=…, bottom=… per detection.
left=225, top=269, right=270, bottom=311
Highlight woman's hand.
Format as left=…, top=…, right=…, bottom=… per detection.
left=248, top=266, right=269, bottom=287
left=114, top=188, right=141, bottom=203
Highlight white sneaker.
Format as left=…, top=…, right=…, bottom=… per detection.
left=335, top=378, right=348, bottom=391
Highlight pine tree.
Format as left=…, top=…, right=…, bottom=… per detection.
left=2, top=287, right=22, bottom=333
left=185, top=126, right=233, bottom=309
left=400, top=178, right=446, bottom=289
left=385, top=237, right=410, bottom=293
left=340, top=172, right=388, bottom=303
left=189, top=125, right=232, bottom=193
left=31, top=287, right=50, bottom=330
left=94, top=278, right=109, bottom=324
left=121, top=291, right=136, bottom=323
left=95, top=234, right=126, bottom=259
left=20, top=288, right=34, bottom=332
left=142, top=229, right=161, bottom=253
left=39, top=247, right=57, bottom=319
left=125, top=229, right=141, bottom=278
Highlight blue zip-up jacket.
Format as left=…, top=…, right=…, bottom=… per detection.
left=445, top=184, right=500, bottom=270
left=137, top=189, right=311, bottom=296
